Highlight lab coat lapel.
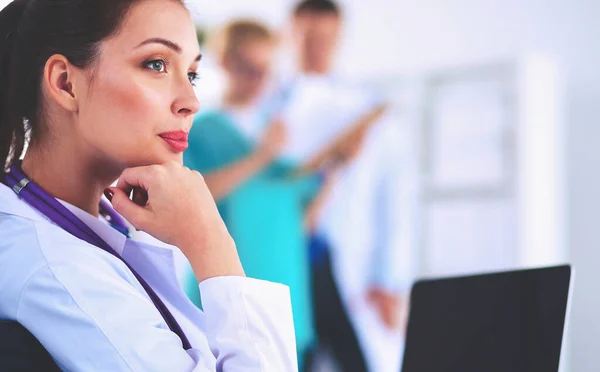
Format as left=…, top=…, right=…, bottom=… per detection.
left=121, top=239, right=180, bottom=297
left=120, top=238, right=207, bottom=330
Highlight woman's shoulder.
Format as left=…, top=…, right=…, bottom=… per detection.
left=0, top=214, right=136, bottom=318
left=0, top=212, right=123, bottom=267
left=0, top=214, right=49, bottom=302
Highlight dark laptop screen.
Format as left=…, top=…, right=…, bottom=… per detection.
left=402, top=265, right=571, bottom=372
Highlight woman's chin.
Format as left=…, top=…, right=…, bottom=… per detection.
left=167, top=153, right=184, bottom=165
left=153, top=152, right=184, bottom=166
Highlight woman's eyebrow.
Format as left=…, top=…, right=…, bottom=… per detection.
left=136, top=37, right=182, bottom=52
left=135, top=37, right=202, bottom=62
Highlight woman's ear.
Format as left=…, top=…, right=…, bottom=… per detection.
left=42, top=54, right=81, bottom=113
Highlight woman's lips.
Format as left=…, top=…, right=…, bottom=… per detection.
left=159, top=131, right=189, bottom=152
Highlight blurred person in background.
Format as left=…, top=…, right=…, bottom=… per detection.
left=182, top=20, right=363, bottom=369
left=276, top=0, right=420, bottom=370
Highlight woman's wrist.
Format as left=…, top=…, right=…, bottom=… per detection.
left=180, top=235, right=246, bottom=282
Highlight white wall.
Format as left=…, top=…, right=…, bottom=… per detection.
left=188, top=0, right=293, bottom=28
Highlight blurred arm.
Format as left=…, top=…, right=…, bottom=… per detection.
left=297, top=104, right=388, bottom=175
left=202, top=150, right=273, bottom=202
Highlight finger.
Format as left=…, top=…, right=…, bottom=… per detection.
left=132, top=187, right=149, bottom=206
left=115, top=166, right=157, bottom=195
left=108, top=187, right=151, bottom=229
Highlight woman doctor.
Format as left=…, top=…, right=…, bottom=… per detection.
left=0, top=0, right=297, bottom=371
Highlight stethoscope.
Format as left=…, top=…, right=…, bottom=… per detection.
left=2, top=162, right=192, bottom=350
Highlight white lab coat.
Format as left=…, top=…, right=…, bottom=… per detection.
left=0, top=183, right=298, bottom=371
left=280, top=75, right=418, bottom=372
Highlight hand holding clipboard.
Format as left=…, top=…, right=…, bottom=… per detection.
left=299, top=103, right=389, bottom=174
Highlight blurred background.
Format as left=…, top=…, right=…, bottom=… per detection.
left=3, top=0, right=598, bottom=371
left=178, top=1, right=593, bottom=370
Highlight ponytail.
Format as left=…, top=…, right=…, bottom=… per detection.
left=0, top=0, right=29, bottom=170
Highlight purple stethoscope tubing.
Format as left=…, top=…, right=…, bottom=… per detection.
left=3, top=162, right=192, bottom=350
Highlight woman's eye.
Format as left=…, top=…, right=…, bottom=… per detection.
left=145, top=59, right=166, bottom=73
left=188, top=72, right=200, bottom=86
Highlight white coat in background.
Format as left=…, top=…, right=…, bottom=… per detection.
left=280, top=75, right=419, bottom=372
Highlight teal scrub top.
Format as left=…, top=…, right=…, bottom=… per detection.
left=183, top=109, right=320, bottom=352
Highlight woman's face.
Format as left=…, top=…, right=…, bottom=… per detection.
left=73, top=0, right=201, bottom=169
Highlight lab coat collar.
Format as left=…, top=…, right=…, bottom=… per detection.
left=59, top=198, right=128, bottom=256
left=0, top=183, right=184, bottom=310
left=0, top=183, right=176, bottom=263
left=0, top=183, right=50, bottom=223
left=0, top=182, right=129, bottom=255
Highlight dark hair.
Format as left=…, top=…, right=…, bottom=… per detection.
left=0, top=0, right=182, bottom=170
left=293, top=0, right=341, bottom=17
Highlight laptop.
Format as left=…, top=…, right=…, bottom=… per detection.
left=401, top=265, right=573, bottom=372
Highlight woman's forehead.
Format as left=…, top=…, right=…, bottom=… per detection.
left=107, top=0, right=200, bottom=58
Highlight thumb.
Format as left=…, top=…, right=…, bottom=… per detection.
left=108, top=187, right=151, bottom=229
